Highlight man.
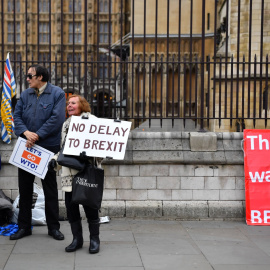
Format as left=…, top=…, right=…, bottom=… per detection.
left=11, top=65, right=66, bottom=241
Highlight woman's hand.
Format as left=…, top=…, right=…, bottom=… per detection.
left=48, top=159, right=57, bottom=172
left=79, top=151, right=89, bottom=160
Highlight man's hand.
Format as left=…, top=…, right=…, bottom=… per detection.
left=24, top=131, right=39, bottom=147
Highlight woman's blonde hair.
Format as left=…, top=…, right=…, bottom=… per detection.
left=66, top=94, right=91, bottom=115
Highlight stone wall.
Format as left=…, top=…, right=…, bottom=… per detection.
left=0, top=131, right=245, bottom=220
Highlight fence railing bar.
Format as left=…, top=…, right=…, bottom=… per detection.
left=83, top=0, right=88, bottom=100
left=108, top=0, right=112, bottom=116
left=265, top=55, right=269, bottom=127
left=166, top=0, right=170, bottom=118
left=142, top=0, right=146, bottom=121
left=253, top=55, right=257, bottom=128
left=136, top=56, right=140, bottom=125
left=131, top=0, right=135, bottom=119
left=207, top=56, right=210, bottom=128
left=72, top=0, right=75, bottom=94
left=25, top=1, right=28, bottom=65
left=248, top=0, right=252, bottom=119
left=224, top=0, right=230, bottom=119
left=154, top=0, right=158, bottom=118
left=119, top=0, right=124, bottom=119
left=13, top=0, right=16, bottom=75
left=230, top=55, right=233, bottom=127
left=60, top=0, right=64, bottom=90
left=148, top=56, right=152, bottom=128
left=200, top=0, right=206, bottom=131
left=212, top=0, right=218, bottom=120
left=183, top=56, right=187, bottom=127
left=218, top=55, right=222, bottom=128
left=242, top=55, right=245, bottom=123
left=49, top=0, right=52, bottom=74
left=55, top=54, right=58, bottom=87
left=172, top=55, right=175, bottom=128
left=1, top=0, right=4, bottom=85
left=178, top=0, right=182, bottom=118
left=113, top=56, right=117, bottom=119
left=194, top=55, right=198, bottom=128
left=160, top=55, right=163, bottom=128
left=259, top=0, right=265, bottom=119
left=102, top=61, right=105, bottom=117
left=236, top=0, right=241, bottom=120
left=189, top=0, right=193, bottom=119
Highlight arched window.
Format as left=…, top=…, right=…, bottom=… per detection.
left=8, top=0, right=20, bottom=12
left=69, top=0, right=81, bottom=12
left=8, top=22, right=20, bottom=43
left=39, top=0, right=49, bottom=12
left=68, top=23, right=82, bottom=43
left=39, top=23, right=49, bottom=43
left=99, top=0, right=109, bottom=13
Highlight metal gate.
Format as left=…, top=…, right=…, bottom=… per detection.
left=0, top=0, right=269, bottom=131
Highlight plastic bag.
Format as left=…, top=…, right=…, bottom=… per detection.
left=0, top=224, right=19, bottom=236
left=11, top=183, right=46, bottom=225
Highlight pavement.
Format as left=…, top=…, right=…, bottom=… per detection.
left=1, top=218, right=270, bottom=270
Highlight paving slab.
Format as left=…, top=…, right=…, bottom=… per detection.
left=134, top=233, right=200, bottom=255
left=186, top=227, right=250, bottom=242
left=75, top=242, right=142, bottom=268
left=248, top=235, right=270, bottom=256
left=101, top=230, right=134, bottom=242
left=181, top=220, right=246, bottom=229
left=238, top=225, right=270, bottom=236
left=195, top=239, right=270, bottom=265
left=4, top=253, right=74, bottom=270
left=0, top=245, right=13, bottom=270
left=13, top=236, right=72, bottom=254
left=213, top=265, right=270, bottom=270
left=129, top=219, right=189, bottom=236
left=140, top=254, right=213, bottom=270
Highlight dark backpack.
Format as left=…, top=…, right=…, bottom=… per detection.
left=0, top=190, right=13, bottom=226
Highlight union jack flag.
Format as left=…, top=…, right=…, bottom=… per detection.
left=1, top=53, right=17, bottom=144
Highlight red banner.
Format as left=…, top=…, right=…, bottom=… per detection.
left=244, top=129, right=270, bottom=225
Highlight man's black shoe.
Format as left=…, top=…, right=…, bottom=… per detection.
left=48, top=229, right=64, bottom=240
left=10, top=228, right=32, bottom=240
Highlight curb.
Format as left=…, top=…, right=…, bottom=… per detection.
left=59, top=200, right=245, bottom=220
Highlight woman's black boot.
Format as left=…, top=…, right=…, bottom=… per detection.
left=65, top=220, right=84, bottom=252
left=88, top=219, right=100, bottom=254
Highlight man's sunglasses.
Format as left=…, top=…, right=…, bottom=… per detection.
left=26, top=74, right=37, bottom=79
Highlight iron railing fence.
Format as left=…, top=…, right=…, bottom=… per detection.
left=0, top=0, right=269, bottom=131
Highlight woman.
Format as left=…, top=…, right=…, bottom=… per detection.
left=48, top=94, right=103, bottom=254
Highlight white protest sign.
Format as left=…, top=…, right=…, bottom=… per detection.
left=9, top=137, right=54, bottom=179
left=63, top=116, right=131, bottom=160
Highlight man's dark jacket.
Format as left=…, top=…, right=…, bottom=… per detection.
left=14, top=83, right=66, bottom=148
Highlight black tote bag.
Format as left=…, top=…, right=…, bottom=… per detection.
left=71, top=163, right=104, bottom=209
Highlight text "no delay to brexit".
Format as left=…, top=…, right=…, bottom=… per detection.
left=67, top=123, right=129, bottom=152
